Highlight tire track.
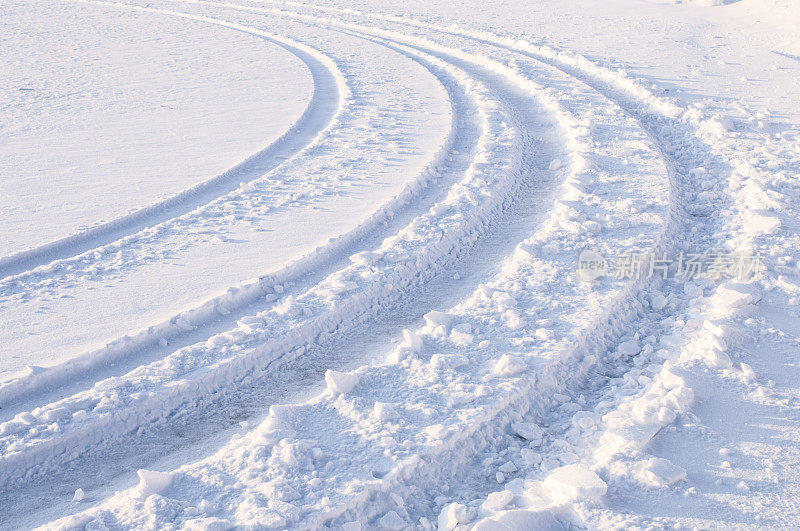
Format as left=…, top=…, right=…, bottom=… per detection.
left=0, top=9, right=553, bottom=492
left=212, top=5, right=737, bottom=527
left=61, top=3, right=733, bottom=528
left=13, top=2, right=740, bottom=528
left=0, top=0, right=347, bottom=281
left=0, top=16, right=470, bottom=419
left=0, top=0, right=468, bottom=411
left=28, top=6, right=674, bottom=529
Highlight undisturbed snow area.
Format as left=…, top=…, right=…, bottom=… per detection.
left=1, top=0, right=799, bottom=529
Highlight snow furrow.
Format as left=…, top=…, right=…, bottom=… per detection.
left=463, top=67, right=791, bottom=531
left=0, top=15, right=475, bottom=416
left=1, top=0, right=462, bottom=393
left=303, top=12, right=753, bottom=529
left=0, top=0, right=348, bottom=281
left=6, top=0, right=797, bottom=529
left=0, top=20, right=556, bottom=490
left=51, top=4, right=744, bottom=525
left=34, top=10, right=685, bottom=529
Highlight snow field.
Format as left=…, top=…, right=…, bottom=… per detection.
left=0, top=0, right=313, bottom=259
left=1, top=7, right=527, bottom=487
left=0, top=1, right=461, bottom=379
left=1, top=0, right=798, bottom=528
left=35, top=2, right=686, bottom=527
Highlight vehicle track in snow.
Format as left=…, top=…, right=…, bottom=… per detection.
left=163, top=7, right=688, bottom=527
left=29, top=10, right=644, bottom=531
left=0, top=0, right=463, bottom=385
left=221, top=4, right=741, bottom=527
left=4, top=1, right=751, bottom=529
left=0, top=3, right=576, bottom=520
left=0, top=1, right=463, bottom=408
left=7, top=0, right=656, bottom=524
left=0, top=4, right=346, bottom=282
left=0, top=15, right=472, bottom=420
left=0, top=6, right=490, bottom=477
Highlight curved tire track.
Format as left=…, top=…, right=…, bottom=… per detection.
left=8, top=2, right=736, bottom=528
left=0, top=9, right=550, bottom=491
left=0, top=0, right=346, bottom=281
left=0, top=18, right=469, bottom=416
left=219, top=4, right=734, bottom=527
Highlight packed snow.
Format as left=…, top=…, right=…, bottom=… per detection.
left=1, top=0, right=799, bottom=528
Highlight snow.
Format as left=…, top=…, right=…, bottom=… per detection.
left=422, top=310, right=455, bottom=330
left=0, top=0, right=312, bottom=257
left=541, top=464, right=608, bottom=504
left=324, top=369, right=359, bottom=394
left=473, top=509, right=561, bottom=531
left=512, top=422, right=544, bottom=444
left=634, top=457, right=687, bottom=488
left=378, top=510, right=406, bottom=530
left=437, top=502, right=468, bottom=530
left=481, top=490, right=514, bottom=512
left=2, top=0, right=800, bottom=528
left=130, top=469, right=173, bottom=501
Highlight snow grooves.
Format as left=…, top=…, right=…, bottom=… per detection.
left=0, top=0, right=347, bottom=281
left=0, top=15, right=559, bottom=488
left=267, top=8, right=742, bottom=527
left=0, top=14, right=475, bottom=414
left=35, top=5, right=679, bottom=529
left=11, top=2, right=749, bottom=528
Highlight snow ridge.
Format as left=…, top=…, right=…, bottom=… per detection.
left=5, top=0, right=797, bottom=528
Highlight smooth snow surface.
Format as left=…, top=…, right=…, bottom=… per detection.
left=1, top=0, right=799, bottom=529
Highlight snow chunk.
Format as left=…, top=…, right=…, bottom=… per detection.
left=706, top=348, right=733, bottom=370
left=401, top=328, right=424, bottom=352
left=701, top=115, right=735, bottom=137
left=521, top=448, right=542, bottom=466
left=438, top=502, right=468, bottom=530
left=712, top=283, right=761, bottom=311
left=649, top=292, right=668, bottom=311
left=379, top=510, right=406, bottom=530
left=499, top=461, right=518, bottom=474
left=744, top=211, right=780, bottom=235
left=482, top=490, right=514, bottom=512
left=349, top=250, right=382, bottom=266
left=512, top=422, right=544, bottom=444
left=372, top=402, right=398, bottom=422
left=131, top=469, right=174, bottom=500
left=660, top=367, right=686, bottom=390
left=549, top=158, right=564, bottom=171
left=72, top=488, right=85, bottom=502
left=636, top=457, right=686, bottom=487
left=449, top=328, right=474, bottom=346
left=425, top=424, right=449, bottom=440
left=424, top=310, right=455, bottom=330
left=617, top=340, right=640, bottom=357
left=494, top=354, right=526, bottom=377
left=541, top=464, right=607, bottom=504
left=325, top=370, right=359, bottom=394
left=26, top=365, right=46, bottom=376
left=571, top=411, right=600, bottom=430
left=739, top=362, right=756, bottom=382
